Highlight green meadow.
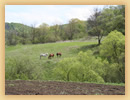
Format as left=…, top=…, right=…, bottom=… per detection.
left=5, top=40, right=97, bottom=80
left=5, top=30, right=125, bottom=86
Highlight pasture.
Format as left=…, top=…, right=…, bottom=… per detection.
left=5, top=39, right=97, bottom=80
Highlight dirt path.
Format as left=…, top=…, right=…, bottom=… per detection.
left=5, top=80, right=125, bottom=95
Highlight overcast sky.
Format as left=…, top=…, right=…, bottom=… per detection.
left=5, top=5, right=114, bottom=27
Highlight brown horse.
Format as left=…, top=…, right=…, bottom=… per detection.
left=48, top=54, right=54, bottom=59
left=56, top=52, right=62, bottom=57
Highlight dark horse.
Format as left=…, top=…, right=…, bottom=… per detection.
left=48, top=54, right=54, bottom=59
left=56, top=52, right=62, bottom=57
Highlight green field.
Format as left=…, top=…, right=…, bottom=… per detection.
left=5, top=40, right=98, bottom=80
left=5, top=36, right=125, bottom=86
left=5, top=41, right=96, bottom=63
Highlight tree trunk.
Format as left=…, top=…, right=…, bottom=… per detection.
left=98, top=39, right=101, bottom=45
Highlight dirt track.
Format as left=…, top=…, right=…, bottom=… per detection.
left=5, top=80, right=125, bottom=95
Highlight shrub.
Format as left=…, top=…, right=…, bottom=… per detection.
left=100, top=30, right=125, bottom=83
left=53, top=51, right=105, bottom=83
left=5, top=56, right=38, bottom=80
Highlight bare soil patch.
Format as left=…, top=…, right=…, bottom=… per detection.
left=5, top=80, right=125, bottom=95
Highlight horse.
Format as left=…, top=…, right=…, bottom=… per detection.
left=56, top=52, right=62, bottom=57
left=48, top=54, right=54, bottom=59
left=40, top=53, right=48, bottom=59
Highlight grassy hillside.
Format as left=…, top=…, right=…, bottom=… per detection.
left=5, top=40, right=97, bottom=80
left=5, top=33, right=125, bottom=85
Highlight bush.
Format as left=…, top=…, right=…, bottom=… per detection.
left=5, top=56, right=39, bottom=80
left=100, top=30, right=125, bottom=83
left=53, top=51, right=105, bottom=83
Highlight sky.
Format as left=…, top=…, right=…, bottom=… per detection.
left=5, top=5, right=113, bottom=27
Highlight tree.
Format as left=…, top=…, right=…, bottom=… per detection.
left=113, top=5, right=125, bottom=35
left=87, top=8, right=103, bottom=45
left=30, top=23, right=38, bottom=44
left=100, top=30, right=125, bottom=82
left=39, top=23, right=49, bottom=43
left=50, top=23, right=61, bottom=40
left=5, top=30, right=18, bottom=45
left=67, top=18, right=86, bottom=40
left=99, top=5, right=125, bottom=35
left=87, top=6, right=125, bottom=45
left=19, top=24, right=28, bottom=44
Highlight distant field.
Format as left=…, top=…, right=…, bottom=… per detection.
left=5, top=41, right=96, bottom=62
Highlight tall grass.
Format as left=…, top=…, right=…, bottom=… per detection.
left=5, top=41, right=96, bottom=80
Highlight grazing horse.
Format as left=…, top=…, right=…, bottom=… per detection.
left=56, top=52, right=62, bottom=57
left=48, top=54, right=54, bottom=59
left=40, top=53, right=48, bottom=59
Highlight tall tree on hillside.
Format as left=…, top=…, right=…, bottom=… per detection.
left=19, top=24, right=28, bottom=44
left=67, top=18, right=77, bottom=40
left=39, top=23, right=49, bottom=43
left=98, top=5, right=125, bottom=35
left=30, top=23, right=37, bottom=44
left=68, top=18, right=86, bottom=40
left=112, top=5, right=125, bottom=35
left=87, top=8, right=103, bottom=45
left=52, top=24, right=60, bottom=38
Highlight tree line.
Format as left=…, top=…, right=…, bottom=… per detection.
left=5, top=5, right=125, bottom=46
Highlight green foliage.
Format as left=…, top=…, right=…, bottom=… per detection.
left=5, top=56, right=37, bottom=80
left=5, top=19, right=87, bottom=46
left=100, top=30, right=125, bottom=83
left=87, top=5, right=125, bottom=45
left=98, top=5, right=125, bottom=35
left=5, top=22, right=32, bottom=45
left=5, top=39, right=125, bottom=84
left=5, top=5, right=125, bottom=46
left=5, top=41, right=95, bottom=80
left=5, top=5, right=125, bottom=85
left=100, top=30, right=125, bottom=62
left=53, top=51, right=105, bottom=83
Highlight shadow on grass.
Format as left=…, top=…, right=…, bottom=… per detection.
left=77, top=44, right=99, bottom=52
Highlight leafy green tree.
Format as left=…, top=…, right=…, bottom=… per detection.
left=87, top=8, right=103, bottom=45
left=5, top=30, right=18, bottom=45
left=100, top=30, right=125, bottom=83
left=38, top=23, right=50, bottom=43
left=99, top=5, right=125, bottom=35
left=67, top=18, right=86, bottom=40
left=87, top=6, right=125, bottom=45
left=113, top=5, right=125, bottom=35
left=30, top=24, right=40, bottom=44
left=50, top=24, right=62, bottom=41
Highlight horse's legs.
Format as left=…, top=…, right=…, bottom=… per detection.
left=56, top=54, right=58, bottom=57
